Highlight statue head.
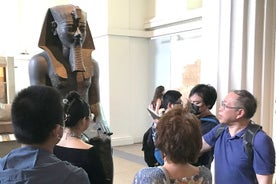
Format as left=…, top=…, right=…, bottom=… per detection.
left=50, top=5, right=87, bottom=48
left=38, top=4, right=94, bottom=73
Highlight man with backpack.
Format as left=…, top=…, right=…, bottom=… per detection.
left=201, top=90, right=275, bottom=184
left=188, top=84, right=219, bottom=169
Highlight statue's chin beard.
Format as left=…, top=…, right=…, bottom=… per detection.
left=69, top=45, right=85, bottom=72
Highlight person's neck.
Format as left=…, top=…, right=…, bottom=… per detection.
left=227, top=119, right=250, bottom=136
left=62, top=46, right=70, bottom=59
left=21, top=143, right=53, bottom=153
left=163, top=161, right=199, bottom=180
left=198, top=110, right=213, bottom=118
left=67, top=132, right=82, bottom=139
left=63, top=128, right=82, bottom=139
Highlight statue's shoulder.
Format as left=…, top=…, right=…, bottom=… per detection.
left=91, top=58, right=97, bottom=63
left=29, top=52, right=49, bottom=65
left=29, top=52, right=51, bottom=73
left=30, top=52, right=48, bottom=61
left=91, top=58, right=99, bottom=68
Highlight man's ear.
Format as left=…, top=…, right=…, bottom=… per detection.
left=167, top=103, right=173, bottom=109
left=51, top=21, right=57, bottom=35
left=51, top=124, right=63, bottom=139
left=236, top=108, right=246, bottom=119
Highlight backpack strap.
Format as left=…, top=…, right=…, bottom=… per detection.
left=158, top=166, right=171, bottom=184
left=243, top=122, right=262, bottom=162
left=200, top=117, right=219, bottom=125
left=214, top=122, right=262, bottom=162
left=214, top=123, right=226, bottom=139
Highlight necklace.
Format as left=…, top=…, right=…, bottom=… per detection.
left=67, top=132, right=82, bottom=139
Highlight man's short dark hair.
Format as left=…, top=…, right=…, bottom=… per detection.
left=161, top=90, right=182, bottom=109
left=11, top=85, right=64, bottom=144
left=232, top=89, right=257, bottom=119
left=189, top=84, right=217, bottom=109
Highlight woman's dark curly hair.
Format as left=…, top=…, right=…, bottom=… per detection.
left=155, top=105, right=202, bottom=164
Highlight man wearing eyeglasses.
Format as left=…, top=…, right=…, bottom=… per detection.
left=201, top=90, right=275, bottom=184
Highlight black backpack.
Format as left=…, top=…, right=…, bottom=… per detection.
left=142, top=127, right=160, bottom=167
left=215, top=122, right=262, bottom=162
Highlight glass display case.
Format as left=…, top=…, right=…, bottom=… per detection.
left=0, top=57, right=15, bottom=104
left=0, top=57, right=15, bottom=142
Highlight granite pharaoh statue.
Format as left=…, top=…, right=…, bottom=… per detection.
left=28, top=4, right=113, bottom=183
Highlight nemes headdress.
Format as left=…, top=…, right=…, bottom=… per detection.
left=51, top=5, right=86, bottom=24
left=38, top=4, right=94, bottom=77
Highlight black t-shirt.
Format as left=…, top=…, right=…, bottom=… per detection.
left=54, top=146, right=105, bottom=184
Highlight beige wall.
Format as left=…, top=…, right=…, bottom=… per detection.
left=87, top=0, right=151, bottom=145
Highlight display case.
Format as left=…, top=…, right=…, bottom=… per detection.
left=0, top=56, right=15, bottom=141
left=0, top=56, right=15, bottom=104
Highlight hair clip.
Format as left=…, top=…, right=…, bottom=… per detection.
left=63, top=99, right=69, bottom=105
left=63, top=113, right=70, bottom=123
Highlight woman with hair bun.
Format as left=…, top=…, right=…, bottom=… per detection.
left=54, top=91, right=105, bottom=184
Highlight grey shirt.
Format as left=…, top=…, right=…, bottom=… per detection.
left=0, top=146, right=90, bottom=184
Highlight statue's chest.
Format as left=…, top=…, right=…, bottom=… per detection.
left=49, top=72, right=91, bottom=98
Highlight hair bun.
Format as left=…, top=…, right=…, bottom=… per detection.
left=66, top=91, right=81, bottom=101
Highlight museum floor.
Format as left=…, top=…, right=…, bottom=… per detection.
left=0, top=141, right=146, bottom=184
left=113, top=143, right=146, bottom=184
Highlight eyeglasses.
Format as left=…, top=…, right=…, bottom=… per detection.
left=221, top=101, right=242, bottom=110
left=174, top=100, right=183, bottom=105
